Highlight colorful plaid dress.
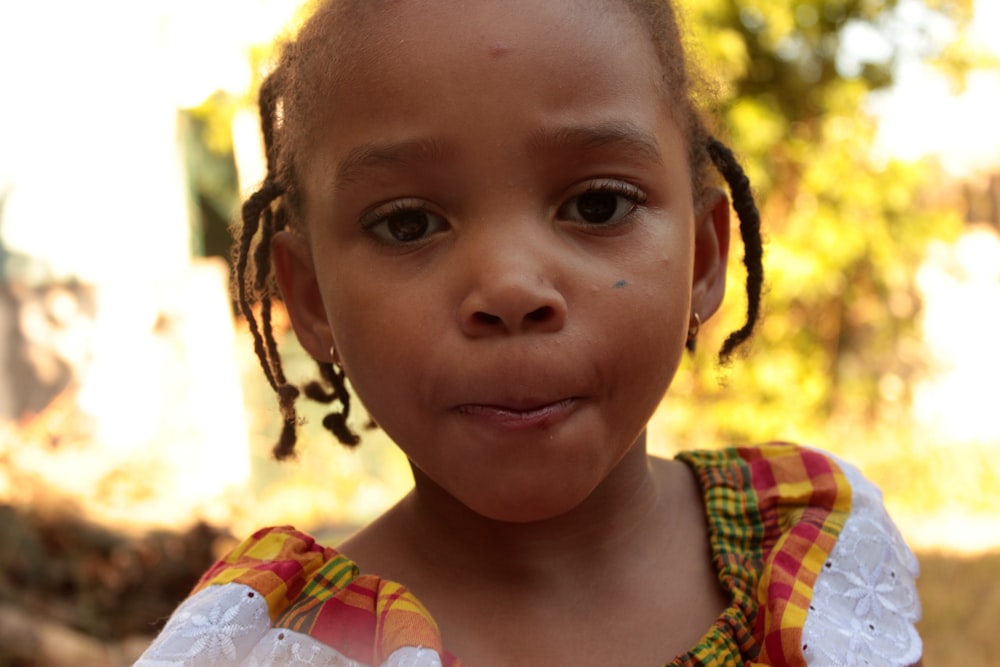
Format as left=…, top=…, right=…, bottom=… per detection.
left=135, top=443, right=921, bottom=666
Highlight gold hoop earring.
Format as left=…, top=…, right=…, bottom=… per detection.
left=686, top=312, right=701, bottom=350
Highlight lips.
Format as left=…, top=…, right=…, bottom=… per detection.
left=455, top=397, right=578, bottom=430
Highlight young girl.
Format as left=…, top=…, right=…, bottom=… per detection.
left=136, top=0, right=923, bottom=664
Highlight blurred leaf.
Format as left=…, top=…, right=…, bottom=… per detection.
left=664, top=0, right=975, bottom=454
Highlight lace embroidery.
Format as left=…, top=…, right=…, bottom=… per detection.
left=135, top=583, right=447, bottom=667
left=801, top=459, right=922, bottom=666
left=384, top=647, right=445, bottom=667
left=244, top=628, right=364, bottom=666
left=135, top=584, right=270, bottom=666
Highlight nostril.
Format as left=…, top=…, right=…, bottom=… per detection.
left=474, top=311, right=503, bottom=326
left=526, top=305, right=553, bottom=322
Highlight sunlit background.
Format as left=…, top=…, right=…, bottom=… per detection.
left=0, top=0, right=998, bottom=664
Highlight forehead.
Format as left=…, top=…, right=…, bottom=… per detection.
left=289, top=0, right=688, bottom=203
left=340, top=0, right=651, bottom=51
left=295, top=0, right=671, bottom=133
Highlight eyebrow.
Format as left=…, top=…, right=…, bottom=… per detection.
left=335, top=137, right=454, bottom=191
left=333, top=121, right=663, bottom=190
left=526, top=121, right=664, bottom=166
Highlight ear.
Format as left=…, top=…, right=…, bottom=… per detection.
left=271, top=230, right=336, bottom=363
left=691, top=188, right=731, bottom=321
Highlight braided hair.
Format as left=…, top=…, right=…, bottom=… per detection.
left=234, top=63, right=360, bottom=460
left=236, top=0, right=765, bottom=459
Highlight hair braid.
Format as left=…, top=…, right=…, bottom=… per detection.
left=258, top=72, right=281, bottom=175
left=234, top=67, right=360, bottom=460
left=706, top=138, right=765, bottom=363
left=305, top=362, right=360, bottom=446
left=238, top=180, right=305, bottom=459
left=237, top=179, right=286, bottom=393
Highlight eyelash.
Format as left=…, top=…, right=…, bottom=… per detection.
left=359, top=199, right=424, bottom=230
left=581, top=179, right=646, bottom=203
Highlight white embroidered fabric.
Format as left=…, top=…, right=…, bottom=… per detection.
left=133, top=583, right=443, bottom=667
left=801, top=457, right=922, bottom=666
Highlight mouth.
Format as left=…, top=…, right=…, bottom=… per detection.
left=455, top=397, right=579, bottom=431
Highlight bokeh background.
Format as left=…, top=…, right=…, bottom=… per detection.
left=1, top=0, right=998, bottom=664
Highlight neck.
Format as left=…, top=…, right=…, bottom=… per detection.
left=395, top=433, right=678, bottom=584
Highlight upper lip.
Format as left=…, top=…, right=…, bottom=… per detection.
left=455, top=397, right=576, bottom=413
left=435, top=350, right=593, bottom=412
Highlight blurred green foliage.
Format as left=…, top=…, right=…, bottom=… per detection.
left=183, top=93, right=241, bottom=263
left=659, top=0, right=976, bottom=452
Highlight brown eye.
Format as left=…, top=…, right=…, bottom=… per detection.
left=385, top=209, right=433, bottom=242
left=558, top=181, right=645, bottom=225
left=576, top=191, right=622, bottom=223
left=363, top=201, right=448, bottom=244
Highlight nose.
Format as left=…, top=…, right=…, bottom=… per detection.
left=457, top=242, right=568, bottom=338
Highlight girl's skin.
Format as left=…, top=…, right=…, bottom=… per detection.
left=272, top=0, right=734, bottom=663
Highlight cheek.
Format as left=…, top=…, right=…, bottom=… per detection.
left=607, top=257, right=691, bottom=388
left=615, top=297, right=686, bottom=383
left=322, top=268, right=439, bottom=398
left=329, top=293, right=409, bottom=374
left=618, top=246, right=693, bottom=323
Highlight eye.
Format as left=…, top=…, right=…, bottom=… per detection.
left=558, top=180, right=646, bottom=225
left=361, top=199, right=448, bottom=244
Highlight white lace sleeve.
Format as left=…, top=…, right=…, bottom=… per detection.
left=801, top=457, right=922, bottom=666
left=133, top=583, right=445, bottom=667
left=134, top=584, right=272, bottom=666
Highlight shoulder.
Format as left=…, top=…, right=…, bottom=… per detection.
left=801, top=452, right=923, bottom=666
left=677, top=441, right=852, bottom=518
left=193, top=525, right=346, bottom=597
left=134, top=525, right=449, bottom=667
left=677, top=443, right=923, bottom=666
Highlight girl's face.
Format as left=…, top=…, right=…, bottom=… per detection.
left=275, top=0, right=728, bottom=522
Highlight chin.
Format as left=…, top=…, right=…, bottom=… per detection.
left=462, top=482, right=597, bottom=524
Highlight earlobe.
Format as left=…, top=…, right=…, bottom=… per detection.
left=271, top=231, right=334, bottom=362
left=691, top=188, right=731, bottom=321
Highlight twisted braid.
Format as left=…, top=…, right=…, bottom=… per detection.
left=235, top=68, right=359, bottom=460
left=706, top=138, right=765, bottom=363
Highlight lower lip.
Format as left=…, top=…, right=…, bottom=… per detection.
left=456, top=398, right=578, bottom=431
